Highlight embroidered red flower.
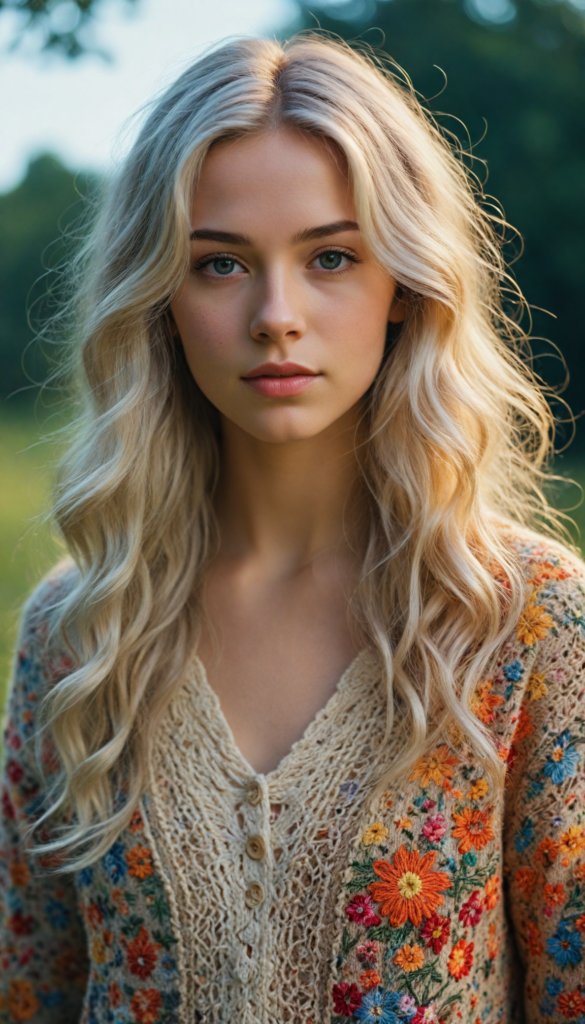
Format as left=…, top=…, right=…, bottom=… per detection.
left=419, top=912, right=451, bottom=953
left=459, top=890, right=483, bottom=927
left=369, top=845, right=452, bottom=927
left=332, top=982, right=362, bottom=1016
left=130, top=988, right=162, bottom=1024
left=558, top=990, right=585, bottom=1018
left=345, top=894, right=381, bottom=927
left=126, top=927, right=161, bottom=980
left=422, top=813, right=447, bottom=843
left=356, top=939, right=379, bottom=964
left=447, top=938, right=474, bottom=979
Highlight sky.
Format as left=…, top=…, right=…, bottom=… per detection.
left=0, top=0, right=298, bottom=192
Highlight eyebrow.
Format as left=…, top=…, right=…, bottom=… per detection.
left=189, top=220, right=359, bottom=245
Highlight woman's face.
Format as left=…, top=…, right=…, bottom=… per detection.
left=171, top=127, right=404, bottom=444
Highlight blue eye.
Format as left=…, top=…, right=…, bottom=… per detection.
left=210, top=257, right=239, bottom=275
left=318, top=251, right=344, bottom=270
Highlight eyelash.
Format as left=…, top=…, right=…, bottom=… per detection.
left=192, top=246, right=362, bottom=275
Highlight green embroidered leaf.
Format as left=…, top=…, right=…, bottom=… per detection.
left=152, top=929, right=178, bottom=950
left=345, top=857, right=378, bottom=892
left=378, top=922, right=413, bottom=947
left=340, top=927, right=359, bottom=958
left=120, top=914, right=145, bottom=939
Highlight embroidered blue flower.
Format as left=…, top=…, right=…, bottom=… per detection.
left=503, top=660, right=523, bottom=682
left=545, top=977, right=563, bottom=997
left=540, top=998, right=556, bottom=1017
left=340, top=780, right=360, bottom=802
left=160, top=953, right=178, bottom=981
left=462, top=851, right=477, bottom=867
left=546, top=924, right=583, bottom=968
left=102, top=841, right=127, bottom=883
left=78, top=866, right=94, bottom=888
left=543, top=730, right=581, bottom=785
left=514, top=817, right=534, bottom=853
left=355, top=987, right=402, bottom=1023
left=45, top=898, right=69, bottom=929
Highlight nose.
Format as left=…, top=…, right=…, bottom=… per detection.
left=249, top=270, right=306, bottom=346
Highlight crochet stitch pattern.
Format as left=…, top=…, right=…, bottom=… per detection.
left=1, top=525, right=585, bottom=1024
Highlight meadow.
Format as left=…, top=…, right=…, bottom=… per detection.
left=1, top=414, right=584, bottom=719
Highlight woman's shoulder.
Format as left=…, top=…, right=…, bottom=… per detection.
left=6, top=558, right=79, bottom=711
left=497, top=519, right=585, bottom=617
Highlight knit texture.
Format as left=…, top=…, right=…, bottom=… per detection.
left=1, top=525, right=585, bottom=1024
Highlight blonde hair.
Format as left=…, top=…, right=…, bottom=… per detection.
left=33, top=33, right=572, bottom=868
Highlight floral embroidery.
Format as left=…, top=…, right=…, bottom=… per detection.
left=451, top=806, right=495, bottom=853
left=362, top=821, right=390, bottom=846
left=409, top=746, right=458, bottom=788
left=447, top=938, right=474, bottom=979
left=392, top=944, right=425, bottom=972
left=516, top=601, right=555, bottom=645
left=369, top=846, right=452, bottom=926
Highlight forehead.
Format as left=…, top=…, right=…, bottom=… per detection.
left=190, top=127, right=355, bottom=234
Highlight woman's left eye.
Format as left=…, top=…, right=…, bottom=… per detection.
left=312, top=249, right=357, bottom=272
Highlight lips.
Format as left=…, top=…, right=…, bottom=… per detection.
left=242, top=361, right=321, bottom=398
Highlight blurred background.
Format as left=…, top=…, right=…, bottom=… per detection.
left=1, top=0, right=584, bottom=703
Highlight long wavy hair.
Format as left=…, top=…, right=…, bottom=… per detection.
left=31, top=33, right=573, bottom=869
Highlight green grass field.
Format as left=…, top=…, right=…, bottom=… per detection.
left=1, top=415, right=584, bottom=720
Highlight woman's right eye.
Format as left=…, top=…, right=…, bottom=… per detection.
left=197, top=256, right=246, bottom=277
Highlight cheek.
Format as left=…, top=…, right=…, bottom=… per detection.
left=317, top=286, right=390, bottom=388
left=171, top=289, right=240, bottom=376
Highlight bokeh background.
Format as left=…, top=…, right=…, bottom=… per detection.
left=1, top=0, right=584, bottom=707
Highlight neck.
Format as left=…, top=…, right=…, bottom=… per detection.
left=213, top=407, right=366, bottom=574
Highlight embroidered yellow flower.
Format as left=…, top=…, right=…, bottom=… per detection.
left=559, top=826, right=585, bottom=860
left=394, top=817, right=414, bottom=831
left=361, top=821, right=389, bottom=846
left=516, top=601, right=554, bottom=646
left=526, top=671, right=548, bottom=701
left=468, top=778, right=489, bottom=802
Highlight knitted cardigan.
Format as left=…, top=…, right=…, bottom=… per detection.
left=1, top=526, right=585, bottom=1024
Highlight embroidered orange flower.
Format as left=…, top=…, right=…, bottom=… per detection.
left=7, top=980, right=40, bottom=1022
left=470, top=681, right=505, bottom=725
left=544, top=883, right=567, bottom=908
left=393, top=944, right=425, bottom=972
left=452, top=806, right=495, bottom=853
left=394, top=817, right=414, bottom=831
left=126, top=927, right=160, bottom=980
left=361, top=821, right=389, bottom=846
left=516, top=602, right=554, bottom=646
left=9, top=861, right=30, bottom=888
left=575, top=863, right=585, bottom=882
left=112, top=888, right=130, bottom=916
left=484, top=873, right=501, bottom=910
left=575, top=913, right=585, bottom=932
left=409, top=745, right=459, bottom=788
left=447, top=938, right=474, bottom=979
left=526, top=672, right=548, bottom=701
left=109, top=982, right=122, bottom=1008
left=468, top=779, right=489, bottom=802
left=514, top=868, right=538, bottom=895
left=534, top=837, right=559, bottom=867
left=127, top=845, right=154, bottom=880
left=359, top=970, right=381, bottom=990
left=369, top=845, right=453, bottom=927
left=559, top=826, right=585, bottom=860
left=528, top=561, right=571, bottom=585
left=130, top=989, right=162, bottom=1024
left=512, top=706, right=534, bottom=743
left=558, top=990, right=585, bottom=1018
left=525, top=921, right=543, bottom=956
left=129, top=808, right=144, bottom=832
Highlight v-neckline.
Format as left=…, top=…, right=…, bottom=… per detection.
left=190, top=648, right=370, bottom=785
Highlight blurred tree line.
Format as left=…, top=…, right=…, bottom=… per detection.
left=292, top=0, right=584, bottom=448
left=0, top=153, right=98, bottom=408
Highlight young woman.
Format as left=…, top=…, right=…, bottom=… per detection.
left=1, top=34, right=584, bottom=1024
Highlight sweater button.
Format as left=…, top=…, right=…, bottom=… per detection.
left=246, top=780, right=262, bottom=806
left=244, top=882, right=265, bottom=908
left=246, top=835, right=266, bottom=861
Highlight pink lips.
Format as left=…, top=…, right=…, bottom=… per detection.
left=242, top=361, right=321, bottom=398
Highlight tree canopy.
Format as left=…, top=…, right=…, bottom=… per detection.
left=0, top=0, right=136, bottom=58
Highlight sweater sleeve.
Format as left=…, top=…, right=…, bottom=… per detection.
left=503, top=566, right=585, bottom=1022
left=0, top=571, right=89, bottom=1024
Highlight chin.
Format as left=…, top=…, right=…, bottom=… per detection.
left=238, top=410, right=339, bottom=444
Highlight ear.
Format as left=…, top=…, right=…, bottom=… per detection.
left=388, top=286, right=408, bottom=324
